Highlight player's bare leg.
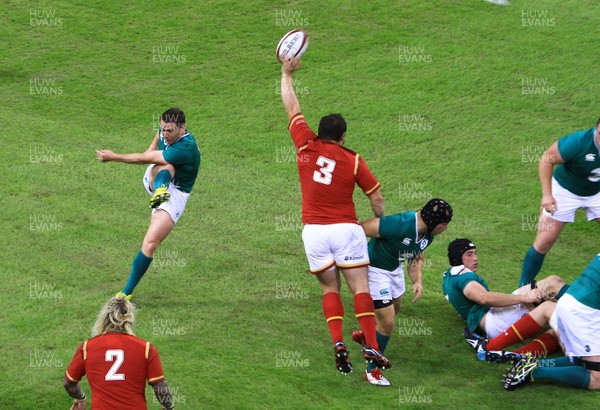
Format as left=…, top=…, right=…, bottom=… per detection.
left=587, top=356, right=600, bottom=390
left=524, top=301, right=555, bottom=326
left=375, top=305, right=395, bottom=336
left=142, top=210, right=176, bottom=258
left=533, top=214, right=565, bottom=254
left=119, top=210, right=175, bottom=297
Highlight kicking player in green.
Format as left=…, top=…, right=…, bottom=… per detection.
left=96, top=108, right=201, bottom=298
left=504, top=253, right=600, bottom=391
left=351, top=198, right=453, bottom=386
left=520, top=119, right=600, bottom=287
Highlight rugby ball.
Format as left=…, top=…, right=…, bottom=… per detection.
left=276, top=29, right=308, bottom=61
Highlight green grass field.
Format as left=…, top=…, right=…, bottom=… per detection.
left=2, top=0, right=599, bottom=408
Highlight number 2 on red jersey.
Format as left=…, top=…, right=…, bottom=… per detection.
left=313, top=156, right=336, bottom=185
left=105, top=349, right=125, bottom=381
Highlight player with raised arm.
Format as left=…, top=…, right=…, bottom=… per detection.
left=280, top=53, right=390, bottom=375
left=351, top=198, right=452, bottom=386
left=63, top=297, right=174, bottom=409
left=96, top=108, right=201, bottom=298
left=520, top=119, right=600, bottom=287
left=504, top=253, right=600, bottom=391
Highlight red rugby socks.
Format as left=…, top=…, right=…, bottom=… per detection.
left=322, top=292, right=344, bottom=343
left=354, top=292, right=380, bottom=350
left=487, top=313, right=542, bottom=350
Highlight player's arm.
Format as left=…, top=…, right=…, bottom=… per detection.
left=280, top=55, right=302, bottom=119
left=63, top=376, right=86, bottom=410
left=360, top=217, right=381, bottom=238
left=407, top=254, right=424, bottom=302
left=463, top=281, right=541, bottom=307
left=367, top=188, right=385, bottom=218
left=539, top=141, right=565, bottom=214
left=152, top=380, right=174, bottom=410
left=145, top=131, right=160, bottom=153
left=96, top=149, right=169, bottom=165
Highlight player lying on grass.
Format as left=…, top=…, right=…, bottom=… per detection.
left=96, top=108, right=201, bottom=298
left=63, top=297, right=174, bottom=409
left=279, top=52, right=390, bottom=375
left=504, top=253, right=600, bottom=391
left=351, top=199, right=452, bottom=386
left=442, top=238, right=567, bottom=362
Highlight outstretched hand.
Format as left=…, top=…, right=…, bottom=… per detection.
left=281, top=52, right=302, bottom=74
left=96, top=150, right=116, bottom=162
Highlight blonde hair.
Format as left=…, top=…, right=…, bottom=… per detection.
left=92, top=297, right=136, bottom=337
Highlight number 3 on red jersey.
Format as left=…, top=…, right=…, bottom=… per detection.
left=105, top=349, right=125, bottom=381
left=313, top=156, right=336, bottom=185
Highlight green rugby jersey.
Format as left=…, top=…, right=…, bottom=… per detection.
left=554, top=127, right=600, bottom=196
left=368, top=211, right=433, bottom=272
left=567, top=254, right=600, bottom=309
left=442, top=267, right=491, bottom=332
left=158, top=130, right=201, bottom=193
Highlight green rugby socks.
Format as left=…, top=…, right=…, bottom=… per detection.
left=519, top=246, right=546, bottom=286
left=122, top=250, right=153, bottom=295
left=534, top=357, right=591, bottom=389
left=153, top=169, right=172, bottom=191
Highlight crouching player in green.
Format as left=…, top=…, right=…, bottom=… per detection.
left=351, top=198, right=453, bottom=386
left=96, top=108, right=201, bottom=298
left=504, top=253, right=600, bottom=391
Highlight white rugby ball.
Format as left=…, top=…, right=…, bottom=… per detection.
left=276, top=29, right=308, bottom=61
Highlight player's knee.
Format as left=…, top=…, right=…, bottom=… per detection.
left=164, top=163, right=175, bottom=175
left=532, top=239, right=553, bottom=254
left=142, top=239, right=161, bottom=255
left=588, top=370, right=600, bottom=390
left=535, top=301, right=556, bottom=320
left=379, top=317, right=394, bottom=335
left=539, top=275, right=566, bottom=301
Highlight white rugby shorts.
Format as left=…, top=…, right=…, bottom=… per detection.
left=143, top=164, right=190, bottom=224
left=484, top=303, right=530, bottom=339
left=543, top=177, right=600, bottom=222
left=555, top=293, right=600, bottom=357
left=302, top=223, right=369, bottom=273
left=368, top=265, right=406, bottom=302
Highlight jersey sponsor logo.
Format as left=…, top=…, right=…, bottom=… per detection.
left=585, top=154, right=596, bottom=162
left=419, top=239, right=429, bottom=250
left=344, top=255, right=364, bottom=261
left=379, top=288, right=390, bottom=296
left=402, top=238, right=412, bottom=246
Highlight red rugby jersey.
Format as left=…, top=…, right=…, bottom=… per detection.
left=288, top=113, right=380, bottom=224
left=65, top=332, right=165, bottom=410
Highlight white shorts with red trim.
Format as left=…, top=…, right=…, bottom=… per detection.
left=301, top=223, right=369, bottom=273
